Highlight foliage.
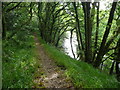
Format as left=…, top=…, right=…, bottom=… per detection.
left=2, top=1, right=120, bottom=88
left=2, top=30, right=36, bottom=88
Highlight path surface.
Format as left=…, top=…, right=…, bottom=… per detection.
left=33, top=35, right=74, bottom=88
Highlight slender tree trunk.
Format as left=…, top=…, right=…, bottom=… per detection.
left=49, top=4, right=57, bottom=43
left=55, top=37, right=60, bottom=47
left=109, top=61, right=115, bottom=75
left=52, top=28, right=58, bottom=45
left=93, top=2, right=99, bottom=62
left=70, top=30, right=76, bottom=59
left=94, top=1, right=118, bottom=68
left=73, top=2, right=84, bottom=60
left=76, top=27, right=81, bottom=59
left=55, top=26, right=69, bottom=47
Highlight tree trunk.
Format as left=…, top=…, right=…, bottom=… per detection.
left=73, top=2, right=84, bottom=50
left=82, top=2, right=92, bottom=63
left=93, top=2, right=99, bottom=62
left=94, top=1, right=118, bottom=68
left=109, top=61, right=115, bottom=75
left=70, top=29, right=76, bottom=59
left=73, top=3, right=84, bottom=60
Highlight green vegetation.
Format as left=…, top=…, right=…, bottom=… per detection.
left=38, top=36, right=119, bottom=88
left=2, top=30, right=36, bottom=88
left=2, top=1, right=120, bottom=88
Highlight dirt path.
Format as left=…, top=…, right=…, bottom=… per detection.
left=33, top=35, right=74, bottom=88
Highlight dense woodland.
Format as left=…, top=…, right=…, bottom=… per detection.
left=2, top=0, right=120, bottom=88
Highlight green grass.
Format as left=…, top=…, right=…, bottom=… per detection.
left=2, top=30, right=36, bottom=88
left=38, top=36, right=119, bottom=88
left=3, top=29, right=119, bottom=88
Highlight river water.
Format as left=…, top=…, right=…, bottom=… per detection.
left=63, top=31, right=78, bottom=59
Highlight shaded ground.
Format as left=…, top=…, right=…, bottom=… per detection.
left=33, top=35, right=74, bottom=88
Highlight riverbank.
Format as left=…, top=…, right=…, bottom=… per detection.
left=37, top=34, right=119, bottom=88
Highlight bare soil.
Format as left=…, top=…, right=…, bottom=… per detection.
left=33, top=35, right=74, bottom=88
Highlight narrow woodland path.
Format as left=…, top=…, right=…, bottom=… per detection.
left=33, top=35, right=74, bottom=88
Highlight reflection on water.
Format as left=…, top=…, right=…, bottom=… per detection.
left=63, top=31, right=78, bottom=59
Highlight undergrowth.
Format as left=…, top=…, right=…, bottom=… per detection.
left=37, top=35, right=119, bottom=88
left=2, top=30, right=36, bottom=88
